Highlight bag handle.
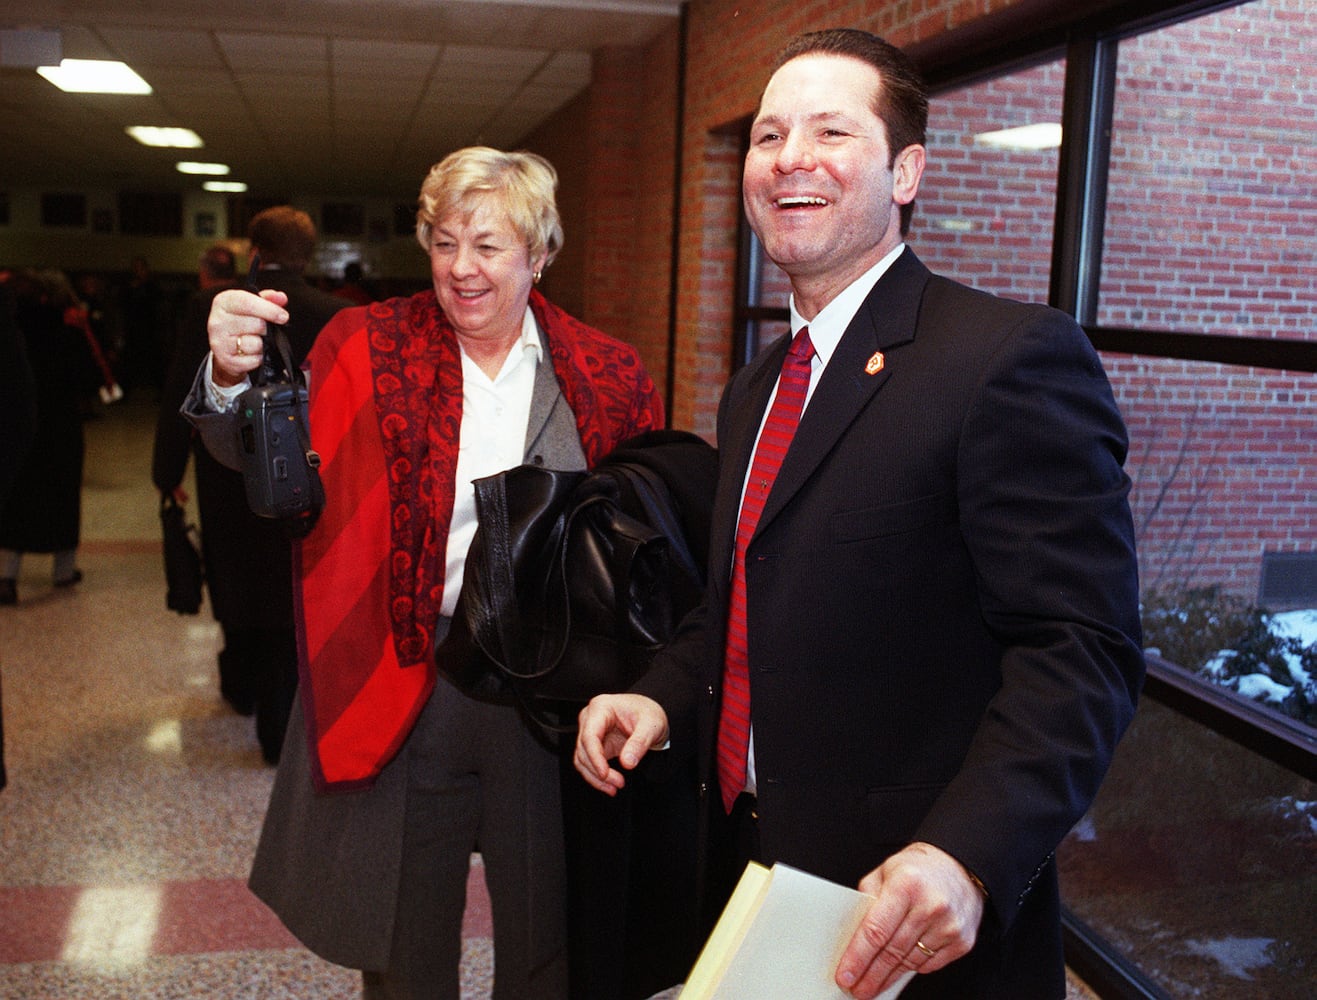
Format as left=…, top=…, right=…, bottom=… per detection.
left=472, top=482, right=655, bottom=736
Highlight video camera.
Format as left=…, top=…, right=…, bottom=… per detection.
left=235, top=260, right=324, bottom=536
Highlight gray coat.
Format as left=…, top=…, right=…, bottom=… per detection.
left=238, top=345, right=587, bottom=970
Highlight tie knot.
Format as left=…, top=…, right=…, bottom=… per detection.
left=790, top=326, right=814, bottom=361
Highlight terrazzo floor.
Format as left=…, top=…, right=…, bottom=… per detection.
left=0, top=395, right=501, bottom=999
left=0, top=395, right=1097, bottom=999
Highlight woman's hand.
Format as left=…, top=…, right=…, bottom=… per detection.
left=207, top=288, right=290, bottom=387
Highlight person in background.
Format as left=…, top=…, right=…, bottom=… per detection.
left=189, top=147, right=663, bottom=999
left=157, top=222, right=346, bottom=764
left=197, top=244, right=239, bottom=291
left=333, top=259, right=376, bottom=305
left=0, top=269, right=102, bottom=605
left=575, top=28, right=1144, bottom=1000
left=0, top=270, right=39, bottom=787
left=118, top=255, right=169, bottom=398
left=74, top=272, right=124, bottom=389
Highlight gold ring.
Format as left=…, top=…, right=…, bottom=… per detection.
left=234, top=336, right=245, bottom=356
left=915, top=940, right=936, bottom=958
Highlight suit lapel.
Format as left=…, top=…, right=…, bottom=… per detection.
left=524, top=327, right=560, bottom=453
left=756, top=250, right=930, bottom=535
left=708, top=336, right=789, bottom=582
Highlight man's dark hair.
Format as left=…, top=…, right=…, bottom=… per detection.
left=773, top=28, right=929, bottom=234
left=247, top=206, right=317, bottom=273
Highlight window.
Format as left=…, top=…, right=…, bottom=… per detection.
left=1110, top=352, right=1316, bottom=732
left=912, top=57, right=1065, bottom=303
left=1092, top=0, right=1316, bottom=733
left=1058, top=699, right=1315, bottom=1000
left=41, top=192, right=87, bottom=228
left=117, top=191, right=182, bottom=237
left=1098, top=2, right=1316, bottom=341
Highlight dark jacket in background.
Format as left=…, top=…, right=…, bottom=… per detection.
left=0, top=280, right=38, bottom=793
left=152, top=271, right=349, bottom=628
left=152, top=270, right=348, bottom=759
left=0, top=282, right=37, bottom=508
left=0, top=290, right=98, bottom=554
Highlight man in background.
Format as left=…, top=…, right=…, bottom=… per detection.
left=153, top=216, right=346, bottom=763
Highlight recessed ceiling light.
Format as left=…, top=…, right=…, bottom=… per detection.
left=204, top=181, right=248, bottom=193
left=37, top=58, right=151, bottom=94
left=126, top=126, right=204, bottom=149
left=176, top=162, right=230, bottom=176
left=974, top=123, right=1063, bottom=151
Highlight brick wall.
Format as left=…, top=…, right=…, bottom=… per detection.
left=522, top=34, right=681, bottom=408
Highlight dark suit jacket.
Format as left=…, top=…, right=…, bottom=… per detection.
left=634, top=248, right=1144, bottom=998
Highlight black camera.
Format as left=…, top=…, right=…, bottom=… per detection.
left=236, top=327, right=324, bottom=535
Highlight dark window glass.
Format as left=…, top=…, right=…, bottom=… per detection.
left=117, top=191, right=182, bottom=237
left=1057, top=698, right=1315, bottom=999
left=41, top=192, right=87, bottom=228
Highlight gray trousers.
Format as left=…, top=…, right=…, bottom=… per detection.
left=362, top=674, right=568, bottom=1000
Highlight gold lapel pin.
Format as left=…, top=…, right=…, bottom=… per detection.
left=865, top=351, right=885, bottom=375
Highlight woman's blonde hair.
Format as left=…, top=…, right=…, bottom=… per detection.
left=415, top=147, right=563, bottom=267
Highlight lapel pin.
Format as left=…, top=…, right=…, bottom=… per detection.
left=865, top=351, right=885, bottom=375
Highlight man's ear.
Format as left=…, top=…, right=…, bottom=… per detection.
left=893, top=144, right=926, bottom=206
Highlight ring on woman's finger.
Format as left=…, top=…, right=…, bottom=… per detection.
left=234, top=335, right=245, bottom=357
left=915, top=940, right=937, bottom=958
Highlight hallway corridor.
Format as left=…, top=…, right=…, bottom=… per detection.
left=0, top=396, right=492, bottom=998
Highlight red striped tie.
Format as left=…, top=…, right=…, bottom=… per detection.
left=716, top=327, right=814, bottom=813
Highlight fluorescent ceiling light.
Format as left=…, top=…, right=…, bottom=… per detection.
left=37, top=58, right=151, bottom=94
left=974, top=122, right=1062, bottom=151
left=204, top=181, right=248, bottom=193
left=176, top=161, right=230, bottom=176
left=127, top=126, right=204, bottom=149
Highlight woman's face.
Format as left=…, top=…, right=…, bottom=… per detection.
left=427, top=196, right=545, bottom=345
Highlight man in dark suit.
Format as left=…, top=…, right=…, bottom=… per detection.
left=154, top=215, right=347, bottom=763
left=575, top=28, right=1144, bottom=1000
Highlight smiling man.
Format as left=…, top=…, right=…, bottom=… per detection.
left=576, top=27, right=1145, bottom=1000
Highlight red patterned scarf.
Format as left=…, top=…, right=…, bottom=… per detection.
left=295, top=288, right=662, bottom=790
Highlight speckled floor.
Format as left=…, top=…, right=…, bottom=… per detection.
left=0, top=396, right=1097, bottom=1000
left=0, top=396, right=497, bottom=999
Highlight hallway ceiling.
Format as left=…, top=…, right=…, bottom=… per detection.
left=0, top=1, right=680, bottom=200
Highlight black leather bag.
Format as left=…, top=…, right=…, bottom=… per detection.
left=438, top=431, right=716, bottom=729
left=160, top=494, right=204, bottom=614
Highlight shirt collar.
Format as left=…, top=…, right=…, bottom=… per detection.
left=457, top=305, right=543, bottom=384
left=789, top=244, right=905, bottom=368
left=517, top=304, right=544, bottom=365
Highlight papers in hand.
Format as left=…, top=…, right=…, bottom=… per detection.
left=679, top=861, right=915, bottom=999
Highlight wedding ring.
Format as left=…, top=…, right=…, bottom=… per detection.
left=234, top=335, right=245, bottom=356
left=915, top=940, right=936, bottom=958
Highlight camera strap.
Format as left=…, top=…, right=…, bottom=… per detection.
left=274, top=328, right=324, bottom=537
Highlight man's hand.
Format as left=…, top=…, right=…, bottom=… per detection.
left=835, top=842, right=985, bottom=998
left=573, top=693, right=669, bottom=795
left=207, top=287, right=289, bottom=387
